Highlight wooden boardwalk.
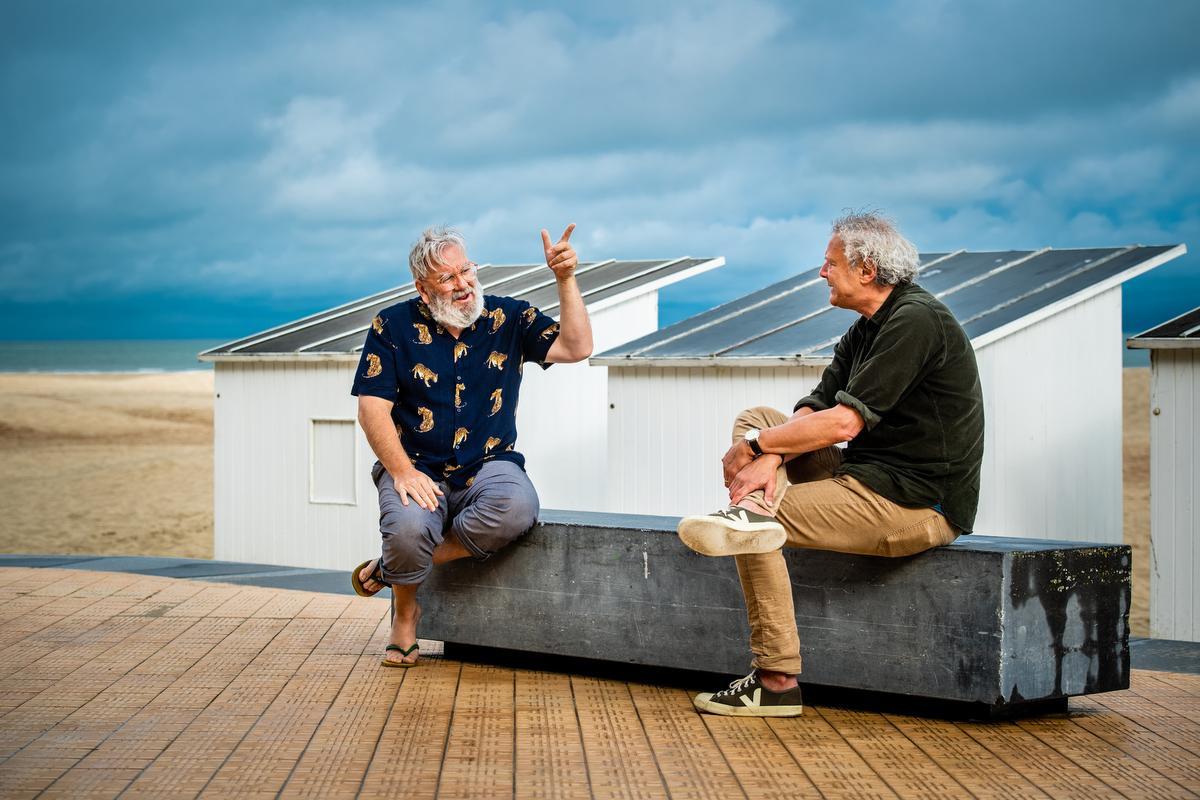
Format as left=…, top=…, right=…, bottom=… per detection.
left=0, top=567, right=1197, bottom=799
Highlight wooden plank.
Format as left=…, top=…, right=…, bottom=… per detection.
left=277, top=654, right=405, bottom=799
left=436, top=663, right=514, bottom=800
left=1018, top=713, right=1197, bottom=798
left=570, top=677, right=668, bottom=800
left=358, top=659, right=459, bottom=800
left=628, top=684, right=744, bottom=799
left=703, top=715, right=821, bottom=799
left=883, top=715, right=1047, bottom=799
left=766, top=712, right=899, bottom=800
left=815, top=708, right=966, bottom=799
left=514, top=670, right=591, bottom=800
left=956, top=718, right=1115, bottom=799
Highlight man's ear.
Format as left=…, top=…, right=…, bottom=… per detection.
left=859, top=258, right=878, bottom=285
left=414, top=280, right=430, bottom=305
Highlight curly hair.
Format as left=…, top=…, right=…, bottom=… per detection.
left=408, top=226, right=468, bottom=282
left=831, top=211, right=920, bottom=286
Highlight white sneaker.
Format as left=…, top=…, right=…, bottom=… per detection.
left=677, top=506, right=786, bottom=556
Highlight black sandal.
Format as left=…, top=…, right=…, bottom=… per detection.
left=381, top=642, right=419, bottom=668
left=350, top=559, right=388, bottom=597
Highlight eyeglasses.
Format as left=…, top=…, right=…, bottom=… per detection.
left=430, top=262, right=478, bottom=287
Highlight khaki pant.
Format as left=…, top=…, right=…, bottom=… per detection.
left=732, top=407, right=959, bottom=675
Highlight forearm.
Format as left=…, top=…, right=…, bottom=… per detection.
left=358, top=397, right=414, bottom=477
left=548, top=275, right=592, bottom=362
left=757, top=404, right=861, bottom=456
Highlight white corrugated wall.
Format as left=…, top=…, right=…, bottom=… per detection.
left=605, top=287, right=1126, bottom=545
left=518, top=292, right=656, bottom=512
left=605, top=366, right=824, bottom=515
left=972, top=289, right=1124, bottom=542
left=213, top=292, right=659, bottom=568
left=1150, top=348, right=1198, bottom=641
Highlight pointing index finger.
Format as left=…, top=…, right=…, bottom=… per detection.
left=558, top=223, right=576, bottom=243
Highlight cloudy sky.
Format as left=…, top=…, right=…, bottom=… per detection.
left=2, top=0, right=1198, bottom=340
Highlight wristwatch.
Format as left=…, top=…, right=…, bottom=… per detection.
left=744, top=428, right=764, bottom=457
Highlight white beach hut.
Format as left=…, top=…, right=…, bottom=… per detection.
left=199, top=257, right=722, bottom=569
left=592, top=245, right=1187, bottom=545
left=1128, top=306, right=1200, bottom=641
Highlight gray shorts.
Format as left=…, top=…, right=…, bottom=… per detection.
left=373, top=460, right=539, bottom=585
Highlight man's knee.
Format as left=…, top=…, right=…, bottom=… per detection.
left=453, top=472, right=540, bottom=554
left=460, top=479, right=539, bottom=555
left=379, top=508, right=439, bottom=582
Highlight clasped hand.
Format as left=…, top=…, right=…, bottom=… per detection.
left=722, top=440, right=782, bottom=505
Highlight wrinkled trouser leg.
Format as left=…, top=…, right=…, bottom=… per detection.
left=374, top=460, right=539, bottom=586
left=728, top=407, right=959, bottom=675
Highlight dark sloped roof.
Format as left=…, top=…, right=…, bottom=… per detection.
left=593, top=245, right=1186, bottom=366
left=200, top=258, right=722, bottom=359
left=1127, top=305, right=1200, bottom=350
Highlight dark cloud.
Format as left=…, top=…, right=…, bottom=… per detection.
left=1, top=0, right=1198, bottom=338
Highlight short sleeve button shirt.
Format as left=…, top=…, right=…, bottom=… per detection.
left=351, top=295, right=561, bottom=489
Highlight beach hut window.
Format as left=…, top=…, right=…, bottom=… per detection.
left=310, top=419, right=357, bottom=505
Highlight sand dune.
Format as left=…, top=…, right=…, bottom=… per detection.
left=0, top=369, right=1154, bottom=635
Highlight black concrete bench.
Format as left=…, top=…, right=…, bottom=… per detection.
left=422, top=510, right=1131, bottom=716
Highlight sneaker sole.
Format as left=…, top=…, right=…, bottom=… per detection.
left=677, top=515, right=786, bottom=557
left=692, top=694, right=803, bottom=717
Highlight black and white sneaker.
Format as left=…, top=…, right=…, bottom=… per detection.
left=693, top=671, right=804, bottom=717
left=677, top=506, right=786, bottom=556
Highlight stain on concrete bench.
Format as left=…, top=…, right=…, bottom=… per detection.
left=421, top=509, right=1130, bottom=715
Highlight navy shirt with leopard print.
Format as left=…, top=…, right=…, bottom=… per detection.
left=351, top=295, right=560, bottom=489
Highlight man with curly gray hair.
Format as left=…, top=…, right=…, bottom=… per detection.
left=678, top=211, right=984, bottom=717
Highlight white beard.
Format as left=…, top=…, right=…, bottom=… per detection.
left=427, top=279, right=485, bottom=329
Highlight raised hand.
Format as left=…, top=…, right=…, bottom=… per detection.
left=541, top=223, right=578, bottom=281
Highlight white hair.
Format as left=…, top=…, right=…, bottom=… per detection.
left=408, top=226, right=467, bottom=282
left=831, top=211, right=920, bottom=286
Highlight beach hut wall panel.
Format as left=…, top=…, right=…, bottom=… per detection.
left=1128, top=307, right=1200, bottom=642
left=596, top=245, right=1186, bottom=545
left=970, top=287, right=1123, bottom=542
left=606, top=365, right=823, bottom=516
left=1149, top=349, right=1198, bottom=641
left=603, top=290, right=1122, bottom=541
left=213, top=360, right=368, bottom=568
left=516, top=290, right=656, bottom=512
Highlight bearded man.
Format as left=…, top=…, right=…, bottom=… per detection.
left=350, top=224, right=592, bottom=666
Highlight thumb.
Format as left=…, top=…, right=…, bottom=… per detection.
left=540, top=229, right=552, bottom=251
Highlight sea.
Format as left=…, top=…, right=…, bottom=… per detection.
left=0, top=340, right=225, bottom=373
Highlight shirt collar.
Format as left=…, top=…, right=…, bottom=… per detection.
left=867, top=282, right=917, bottom=327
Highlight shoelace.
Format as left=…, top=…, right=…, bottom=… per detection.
left=715, top=672, right=757, bottom=697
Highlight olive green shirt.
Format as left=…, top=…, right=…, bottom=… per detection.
left=795, top=283, right=985, bottom=532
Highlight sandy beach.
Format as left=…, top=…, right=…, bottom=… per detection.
left=0, top=368, right=1154, bottom=634
left=0, top=372, right=214, bottom=560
